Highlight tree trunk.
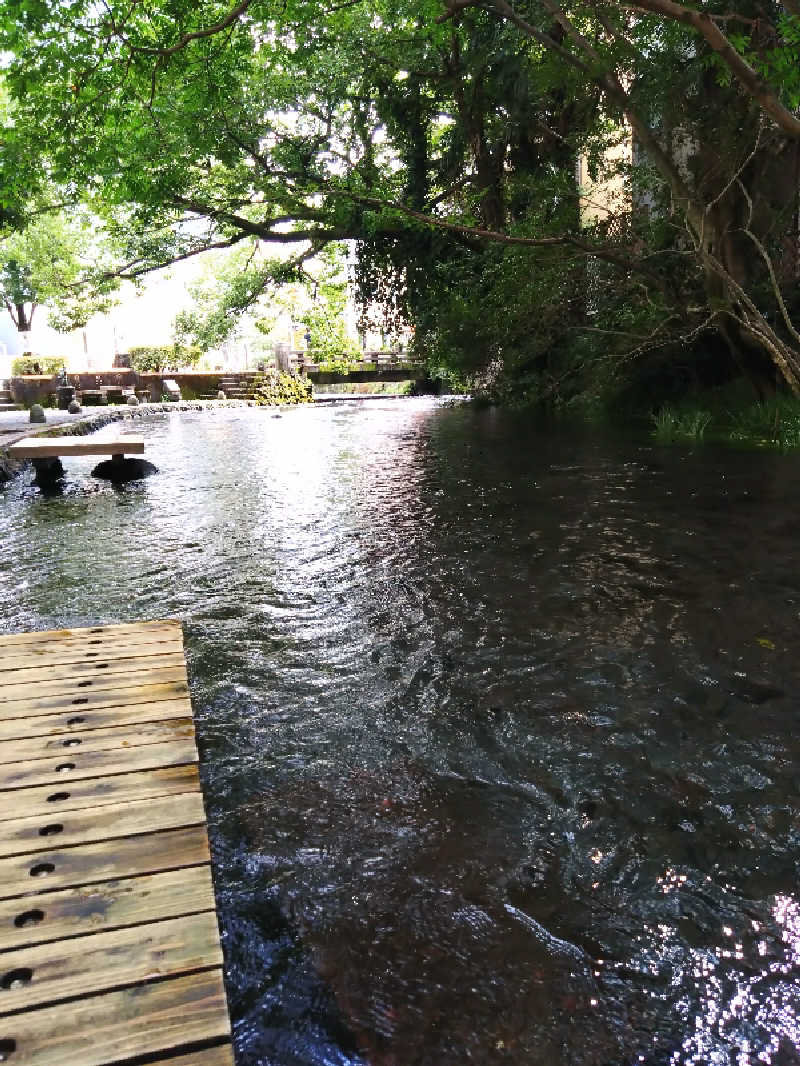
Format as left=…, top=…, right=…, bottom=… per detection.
left=14, top=303, right=33, bottom=332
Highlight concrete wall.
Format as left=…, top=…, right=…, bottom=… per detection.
left=10, top=371, right=226, bottom=406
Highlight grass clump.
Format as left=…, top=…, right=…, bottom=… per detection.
left=651, top=405, right=712, bottom=444
left=727, top=395, right=800, bottom=451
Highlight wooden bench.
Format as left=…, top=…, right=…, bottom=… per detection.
left=8, top=437, right=148, bottom=486
left=8, top=436, right=145, bottom=460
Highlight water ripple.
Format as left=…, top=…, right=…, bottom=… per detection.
left=2, top=403, right=800, bottom=1063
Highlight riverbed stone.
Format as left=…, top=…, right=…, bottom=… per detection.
left=91, top=456, right=158, bottom=482
left=0, top=455, right=22, bottom=483
left=29, top=404, right=46, bottom=423
left=32, top=457, right=64, bottom=486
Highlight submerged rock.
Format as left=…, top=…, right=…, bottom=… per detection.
left=731, top=673, right=785, bottom=704
left=92, top=457, right=158, bottom=482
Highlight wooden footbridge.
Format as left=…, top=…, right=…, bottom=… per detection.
left=0, top=619, right=234, bottom=1065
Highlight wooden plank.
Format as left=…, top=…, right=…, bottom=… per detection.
left=0, top=699, right=193, bottom=743
left=0, top=737, right=198, bottom=791
left=0, top=653, right=187, bottom=691
left=0, top=718, right=194, bottom=764
left=0, top=968, right=230, bottom=1065
left=0, top=791, right=206, bottom=858
left=0, top=619, right=233, bottom=1064
left=0, top=681, right=190, bottom=721
left=0, top=764, right=201, bottom=822
left=0, top=629, right=183, bottom=662
left=0, top=825, right=209, bottom=899
left=0, top=637, right=184, bottom=673
left=0, top=866, right=216, bottom=953
left=0, top=664, right=187, bottom=705
left=7, top=435, right=146, bottom=459
left=0, top=912, right=222, bottom=1014
left=0, top=620, right=180, bottom=649
left=0, top=635, right=183, bottom=669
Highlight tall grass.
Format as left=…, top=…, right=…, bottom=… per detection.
left=727, top=396, right=800, bottom=451
left=651, top=406, right=712, bottom=444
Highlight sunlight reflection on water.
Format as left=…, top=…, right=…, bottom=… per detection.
left=2, top=402, right=800, bottom=1064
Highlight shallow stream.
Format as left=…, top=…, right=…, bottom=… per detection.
left=2, top=401, right=800, bottom=1065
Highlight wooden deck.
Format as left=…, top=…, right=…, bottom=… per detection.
left=0, top=619, right=234, bottom=1066
left=7, top=436, right=145, bottom=460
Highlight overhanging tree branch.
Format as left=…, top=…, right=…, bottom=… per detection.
left=619, top=0, right=800, bottom=139
left=118, top=0, right=255, bottom=58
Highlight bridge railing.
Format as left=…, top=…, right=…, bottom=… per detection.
left=287, top=350, right=420, bottom=372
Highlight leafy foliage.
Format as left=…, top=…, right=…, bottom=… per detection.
left=2, top=0, right=800, bottom=403
left=301, top=246, right=361, bottom=364
left=128, top=344, right=201, bottom=372
left=11, top=355, right=66, bottom=376
left=0, top=211, right=120, bottom=332
left=651, top=407, right=712, bottom=444
left=173, top=243, right=303, bottom=351
left=249, top=372, right=313, bottom=405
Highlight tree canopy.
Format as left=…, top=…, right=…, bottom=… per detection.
left=0, top=210, right=120, bottom=333
left=1, top=0, right=799, bottom=399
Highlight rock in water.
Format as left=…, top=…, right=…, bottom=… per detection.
left=92, top=457, right=158, bottom=482
left=68, top=399, right=81, bottom=414
left=731, top=673, right=785, bottom=704
left=32, top=457, right=64, bottom=486
left=29, top=404, right=46, bottom=423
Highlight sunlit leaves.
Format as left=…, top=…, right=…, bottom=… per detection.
left=0, top=209, right=120, bottom=331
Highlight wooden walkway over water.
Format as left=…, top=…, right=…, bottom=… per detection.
left=0, top=619, right=233, bottom=1066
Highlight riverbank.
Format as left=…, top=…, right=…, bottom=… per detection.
left=649, top=389, right=800, bottom=450
left=474, top=374, right=800, bottom=452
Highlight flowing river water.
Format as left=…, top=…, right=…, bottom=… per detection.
left=2, top=399, right=800, bottom=1065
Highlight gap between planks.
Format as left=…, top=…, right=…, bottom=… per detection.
left=0, top=790, right=207, bottom=859
left=0, top=867, right=217, bottom=953
left=0, top=638, right=185, bottom=673
left=0, top=718, right=194, bottom=765
left=0, top=681, right=191, bottom=721
left=0, top=764, right=203, bottom=823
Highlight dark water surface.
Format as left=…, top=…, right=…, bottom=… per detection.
left=2, top=401, right=800, bottom=1065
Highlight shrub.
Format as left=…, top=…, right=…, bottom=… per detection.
left=248, top=372, right=313, bottom=405
left=11, top=355, right=66, bottom=376
left=128, top=344, right=201, bottom=372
